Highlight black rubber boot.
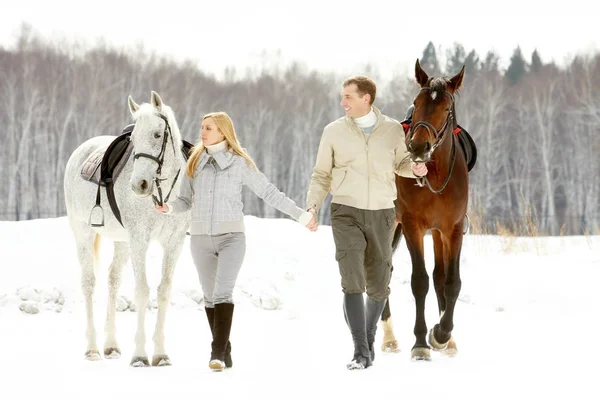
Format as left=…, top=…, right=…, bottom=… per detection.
left=209, top=303, right=234, bottom=371
left=365, top=297, right=386, bottom=362
left=205, top=307, right=233, bottom=368
left=343, top=293, right=372, bottom=370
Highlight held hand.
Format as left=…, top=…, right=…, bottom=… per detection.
left=306, top=208, right=318, bottom=232
left=411, top=162, right=428, bottom=177
left=155, top=204, right=169, bottom=213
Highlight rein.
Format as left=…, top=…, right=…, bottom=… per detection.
left=133, top=114, right=181, bottom=206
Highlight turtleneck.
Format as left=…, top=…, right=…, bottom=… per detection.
left=206, top=140, right=227, bottom=154
left=353, top=107, right=377, bottom=129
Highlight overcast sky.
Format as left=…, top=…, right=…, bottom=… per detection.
left=1, top=0, right=596, bottom=81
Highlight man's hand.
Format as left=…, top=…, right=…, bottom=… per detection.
left=411, top=162, right=428, bottom=177
left=156, top=204, right=169, bottom=214
left=306, top=208, right=318, bottom=232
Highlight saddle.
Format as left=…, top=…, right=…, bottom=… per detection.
left=80, top=124, right=135, bottom=186
left=80, top=124, right=194, bottom=227
left=401, top=119, right=477, bottom=172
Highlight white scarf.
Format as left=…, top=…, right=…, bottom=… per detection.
left=206, top=140, right=227, bottom=154
left=353, top=107, right=377, bottom=129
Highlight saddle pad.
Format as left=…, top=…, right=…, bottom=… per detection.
left=80, top=144, right=110, bottom=186
left=455, top=126, right=477, bottom=172
left=80, top=140, right=133, bottom=186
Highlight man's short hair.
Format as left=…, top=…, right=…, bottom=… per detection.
left=342, top=76, right=376, bottom=105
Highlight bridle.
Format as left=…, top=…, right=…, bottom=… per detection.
left=133, top=114, right=181, bottom=206
left=407, top=87, right=457, bottom=194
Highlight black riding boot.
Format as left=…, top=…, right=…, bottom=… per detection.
left=205, top=307, right=232, bottom=368
left=365, top=297, right=386, bottom=362
left=209, top=303, right=234, bottom=371
left=343, top=293, right=372, bottom=370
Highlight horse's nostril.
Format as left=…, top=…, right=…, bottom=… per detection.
left=424, top=142, right=431, bottom=152
left=140, top=180, right=148, bottom=191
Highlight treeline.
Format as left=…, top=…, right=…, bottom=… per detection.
left=1, top=28, right=598, bottom=235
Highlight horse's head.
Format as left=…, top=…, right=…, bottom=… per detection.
left=127, top=91, right=178, bottom=197
left=406, top=59, right=465, bottom=162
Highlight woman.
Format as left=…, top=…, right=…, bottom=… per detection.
left=156, top=112, right=314, bottom=371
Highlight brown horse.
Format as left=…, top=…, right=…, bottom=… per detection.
left=380, top=59, right=469, bottom=361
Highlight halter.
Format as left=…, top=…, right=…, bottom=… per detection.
left=407, top=87, right=457, bottom=194
left=133, top=114, right=181, bottom=206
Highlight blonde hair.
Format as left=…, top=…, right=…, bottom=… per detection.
left=186, top=112, right=257, bottom=177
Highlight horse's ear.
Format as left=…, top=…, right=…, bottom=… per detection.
left=128, top=95, right=139, bottom=115
left=151, top=91, right=163, bottom=111
left=449, top=65, right=465, bottom=92
left=415, top=59, right=429, bottom=87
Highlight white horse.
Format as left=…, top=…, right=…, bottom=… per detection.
left=63, top=91, right=190, bottom=367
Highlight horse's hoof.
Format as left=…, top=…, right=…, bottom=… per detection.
left=442, top=338, right=458, bottom=357
left=428, top=328, right=448, bottom=350
left=429, top=328, right=457, bottom=356
left=104, top=348, right=121, bottom=359
left=130, top=356, right=150, bottom=367
left=411, top=347, right=431, bottom=361
left=152, top=355, right=172, bottom=367
left=84, top=350, right=101, bottom=361
left=381, top=340, right=401, bottom=353
left=209, top=359, right=225, bottom=372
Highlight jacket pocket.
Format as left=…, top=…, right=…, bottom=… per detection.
left=331, top=168, right=348, bottom=194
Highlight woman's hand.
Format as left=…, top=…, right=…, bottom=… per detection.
left=305, top=209, right=318, bottom=232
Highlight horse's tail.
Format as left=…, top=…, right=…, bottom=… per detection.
left=93, top=234, right=101, bottom=264
left=391, top=223, right=403, bottom=254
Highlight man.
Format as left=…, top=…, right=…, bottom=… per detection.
left=305, top=76, right=426, bottom=369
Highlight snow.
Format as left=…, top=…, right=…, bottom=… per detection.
left=1, top=216, right=598, bottom=399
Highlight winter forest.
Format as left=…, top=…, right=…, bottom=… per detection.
left=1, top=27, right=599, bottom=235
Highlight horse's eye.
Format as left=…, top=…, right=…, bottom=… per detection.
left=154, top=132, right=161, bottom=139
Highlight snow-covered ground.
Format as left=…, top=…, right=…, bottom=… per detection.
left=1, top=216, right=598, bottom=399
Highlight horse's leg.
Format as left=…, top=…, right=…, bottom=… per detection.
left=429, top=225, right=463, bottom=356
left=380, top=299, right=400, bottom=352
left=151, top=239, right=184, bottom=367
left=403, top=218, right=430, bottom=360
left=103, top=241, right=130, bottom=359
left=431, top=229, right=446, bottom=315
left=129, top=237, right=151, bottom=367
left=72, top=221, right=101, bottom=360
left=380, top=221, right=401, bottom=353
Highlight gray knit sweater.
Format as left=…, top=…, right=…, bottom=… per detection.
left=167, top=147, right=307, bottom=235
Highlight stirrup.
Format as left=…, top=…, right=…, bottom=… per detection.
left=88, top=204, right=105, bottom=227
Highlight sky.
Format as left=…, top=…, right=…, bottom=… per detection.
left=1, top=216, right=599, bottom=398
left=0, top=0, right=598, bottom=81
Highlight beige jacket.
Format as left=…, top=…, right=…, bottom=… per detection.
left=306, top=106, right=413, bottom=212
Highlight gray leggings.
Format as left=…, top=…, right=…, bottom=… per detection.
left=189, top=232, right=246, bottom=308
